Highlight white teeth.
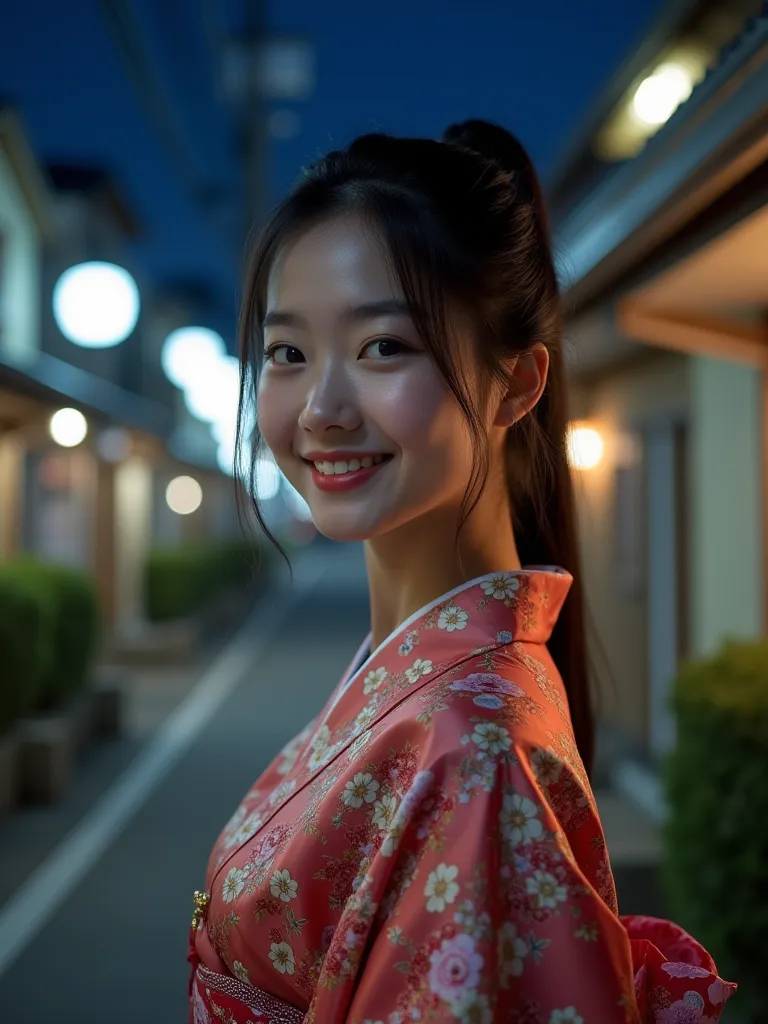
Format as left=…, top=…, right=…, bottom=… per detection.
left=312, top=455, right=389, bottom=476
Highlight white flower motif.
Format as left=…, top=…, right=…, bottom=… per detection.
left=232, top=960, right=250, bottom=983
left=531, top=747, right=564, bottom=787
left=438, top=605, right=469, bottom=632
left=380, top=822, right=404, bottom=858
left=500, top=792, right=543, bottom=847
left=454, top=992, right=493, bottom=1023
left=498, top=921, right=529, bottom=982
left=343, top=772, right=380, bottom=809
left=229, top=810, right=264, bottom=847
left=526, top=870, right=568, bottom=909
left=268, top=779, right=297, bottom=806
left=549, top=1009, right=584, bottom=1024
left=481, top=573, right=520, bottom=600
left=355, top=705, right=376, bottom=731
left=424, top=863, right=460, bottom=912
left=269, top=868, right=298, bottom=902
left=221, top=866, right=246, bottom=903
left=269, top=941, right=295, bottom=974
left=471, top=721, right=512, bottom=755
left=363, top=667, right=388, bottom=694
left=428, top=933, right=483, bottom=1006
left=406, top=658, right=433, bottom=684
left=372, top=793, right=398, bottom=830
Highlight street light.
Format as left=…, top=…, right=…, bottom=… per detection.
left=633, top=64, right=693, bottom=127
left=566, top=422, right=604, bottom=471
left=50, top=408, right=88, bottom=448
left=53, top=262, right=140, bottom=348
left=166, top=475, right=203, bottom=515
left=161, top=327, right=226, bottom=392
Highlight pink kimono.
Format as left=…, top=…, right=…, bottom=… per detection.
left=188, top=569, right=737, bottom=1023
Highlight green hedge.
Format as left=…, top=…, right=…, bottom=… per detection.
left=0, top=560, right=99, bottom=731
left=144, top=538, right=271, bottom=623
left=662, top=638, right=768, bottom=1021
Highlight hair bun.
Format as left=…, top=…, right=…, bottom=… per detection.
left=443, top=119, right=533, bottom=178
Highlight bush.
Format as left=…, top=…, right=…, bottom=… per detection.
left=144, top=538, right=270, bottom=623
left=0, top=566, right=55, bottom=734
left=661, top=638, right=768, bottom=1021
left=8, top=560, right=101, bottom=711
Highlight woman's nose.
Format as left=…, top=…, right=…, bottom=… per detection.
left=297, top=372, right=362, bottom=434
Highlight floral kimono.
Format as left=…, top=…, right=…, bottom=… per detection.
left=188, top=569, right=737, bottom=1024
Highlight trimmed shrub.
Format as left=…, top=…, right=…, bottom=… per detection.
left=144, top=538, right=270, bottom=623
left=0, top=567, right=55, bottom=733
left=7, top=560, right=100, bottom=711
left=662, top=638, right=768, bottom=1022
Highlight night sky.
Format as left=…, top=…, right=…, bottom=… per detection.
left=0, top=0, right=664, bottom=342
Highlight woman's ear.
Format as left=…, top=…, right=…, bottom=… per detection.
left=494, top=343, right=549, bottom=428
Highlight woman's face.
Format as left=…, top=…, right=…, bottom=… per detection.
left=257, top=213, right=487, bottom=543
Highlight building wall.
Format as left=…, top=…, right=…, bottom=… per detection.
left=0, top=148, right=41, bottom=364
left=689, top=356, right=764, bottom=655
left=570, top=350, right=690, bottom=748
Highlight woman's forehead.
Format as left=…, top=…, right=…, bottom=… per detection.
left=266, top=215, right=402, bottom=314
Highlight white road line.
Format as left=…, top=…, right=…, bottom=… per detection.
left=0, top=556, right=327, bottom=978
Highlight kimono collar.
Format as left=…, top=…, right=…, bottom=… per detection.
left=337, top=567, right=572, bottom=702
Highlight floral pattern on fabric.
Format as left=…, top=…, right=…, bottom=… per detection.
left=189, top=569, right=737, bottom=1024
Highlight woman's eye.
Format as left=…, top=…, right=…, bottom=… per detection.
left=363, top=337, right=409, bottom=359
left=265, top=344, right=304, bottom=365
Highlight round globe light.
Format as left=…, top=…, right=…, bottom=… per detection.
left=50, top=408, right=88, bottom=448
left=184, top=354, right=240, bottom=423
left=53, top=262, right=140, bottom=348
left=161, top=327, right=226, bottom=392
left=166, top=475, right=203, bottom=515
left=633, top=64, right=693, bottom=127
left=566, top=423, right=604, bottom=471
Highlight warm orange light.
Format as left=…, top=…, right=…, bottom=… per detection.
left=566, top=422, right=604, bottom=470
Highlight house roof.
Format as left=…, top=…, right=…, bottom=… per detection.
left=553, top=1, right=768, bottom=307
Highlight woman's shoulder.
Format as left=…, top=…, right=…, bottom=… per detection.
left=383, top=642, right=577, bottom=760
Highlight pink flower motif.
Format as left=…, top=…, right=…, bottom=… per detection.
left=428, top=933, right=484, bottom=1005
left=707, top=979, right=733, bottom=1005
left=662, top=963, right=711, bottom=980
left=448, top=673, right=524, bottom=696
left=656, top=998, right=713, bottom=1023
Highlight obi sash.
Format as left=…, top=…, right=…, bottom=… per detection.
left=190, top=963, right=305, bottom=1024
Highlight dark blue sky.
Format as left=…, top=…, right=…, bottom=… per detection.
left=0, top=0, right=663, bottom=344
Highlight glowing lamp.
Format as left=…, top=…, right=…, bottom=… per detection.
left=633, top=64, right=693, bottom=127
left=166, top=475, right=203, bottom=515
left=53, top=262, right=140, bottom=348
left=566, top=423, right=604, bottom=471
left=50, top=408, right=88, bottom=448
left=161, top=328, right=226, bottom=392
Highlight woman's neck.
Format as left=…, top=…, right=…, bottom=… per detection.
left=363, top=488, right=522, bottom=654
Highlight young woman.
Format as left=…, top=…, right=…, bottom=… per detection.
left=187, top=121, right=737, bottom=1023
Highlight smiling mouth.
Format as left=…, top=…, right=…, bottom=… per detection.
left=305, top=454, right=392, bottom=476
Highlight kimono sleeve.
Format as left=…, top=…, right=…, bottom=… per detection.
left=334, top=743, right=641, bottom=1024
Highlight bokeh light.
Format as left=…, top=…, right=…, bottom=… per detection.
left=166, top=475, right=203, bottom=515
left=161, top=327, right=226, bottom=392
left=53, top=262, right=140, bottom=348
left=49, top=408, right=88, bottom=448
left=566, top=423, right=604, bottom=471
left=633, top=64, right=693, bottom=126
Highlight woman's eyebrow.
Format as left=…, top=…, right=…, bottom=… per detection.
left=262, top=299, right=410, bottom=330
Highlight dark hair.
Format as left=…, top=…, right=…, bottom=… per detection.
left=236, top=119, right=595, bottom=778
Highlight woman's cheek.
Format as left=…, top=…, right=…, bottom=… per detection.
left=256, top=385, right=295, bottom=459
